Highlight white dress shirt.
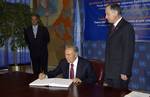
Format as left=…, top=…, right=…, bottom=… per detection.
left=32, top=25, right=38, bottom=38
left=113, top=17, right=122, bottom=27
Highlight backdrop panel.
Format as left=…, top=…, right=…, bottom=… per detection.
left=83, top=0, right=150, bottom=42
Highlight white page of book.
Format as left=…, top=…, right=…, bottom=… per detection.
left=48, top=78, right=73, bottom=87
left=124, top=91, right=150, bottom=97
left=29, top=78, right=73, bottom=88
left=29, top=79, right=54, bottom=86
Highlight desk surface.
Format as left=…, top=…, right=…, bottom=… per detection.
left=0, top=72, right=130, bottom=97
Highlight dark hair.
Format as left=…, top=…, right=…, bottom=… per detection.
left=107, top=3, right=122, bottom=15
left=31, top=14, right=40, bottom=19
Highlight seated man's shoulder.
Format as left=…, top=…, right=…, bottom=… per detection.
left=59, top=58, right=68, bottom=64
left=79, top=57, right=90, bottom=64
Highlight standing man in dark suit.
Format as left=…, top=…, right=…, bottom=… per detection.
left=24, top=14, right=50, bottom=76
left=104, top=4, right=135, bottom=89
left=39, top=44, right=96, bottom=84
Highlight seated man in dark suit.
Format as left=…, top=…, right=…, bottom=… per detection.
left=39, top=44, right=96, bottom=84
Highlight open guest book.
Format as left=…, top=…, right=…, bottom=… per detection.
left=124, top=91, right=150, bottom=97
left=29, top=78, right=73, bottom=88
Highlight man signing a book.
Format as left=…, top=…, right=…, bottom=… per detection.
left=39, top=44, right=96, bottom=84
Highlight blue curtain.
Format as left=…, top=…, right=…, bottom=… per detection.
left=73, top=0, right=84, bottom=55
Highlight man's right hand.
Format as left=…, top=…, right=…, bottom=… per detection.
left=38, top=73, right=46, bottom=80
left=72, top=78, right=82, bottom=85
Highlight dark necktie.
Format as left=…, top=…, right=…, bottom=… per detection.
left=70, top=64, right=74, bottom=79
left=111, top=25, right=115, bottom=33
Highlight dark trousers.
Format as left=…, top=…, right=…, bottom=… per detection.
left=105, top=78, right=129, bottom=89
left=31, top=53, right=48, bottom=76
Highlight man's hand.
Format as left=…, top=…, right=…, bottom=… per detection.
left=38, top=73, right=46, bottom=80
left=72, top=78, right=82, bottom=85
left=120, top=74, right=128, bottom=80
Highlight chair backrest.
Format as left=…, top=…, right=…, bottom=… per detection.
left=89, top=59, right=104, bottom=84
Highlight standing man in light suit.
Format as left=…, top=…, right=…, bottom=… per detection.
left=104, top=4, right=135, bottom=89
left=24, top=14, right=50, bottom=76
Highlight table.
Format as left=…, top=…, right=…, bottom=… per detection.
left=0, top=72, right=130, bottom=97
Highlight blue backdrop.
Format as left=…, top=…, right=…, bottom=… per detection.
left=84, top=0, right=150, bottom=42
left=82, top=41, right=150, bottom=92
left=84, top=0, right=108, bottom=40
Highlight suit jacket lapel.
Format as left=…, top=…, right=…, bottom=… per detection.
left=108, top=24, right=115, bottom=38
left=36, top=26, right=40, bottom=38
left=30, top=26, right=35, bottom=39
left=109, top=18, right=125, bottom=38
left=76, top=58, right=81, bottom=78
left=66, top=63, right=69, bottom=78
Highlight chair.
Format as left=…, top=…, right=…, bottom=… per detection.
left=89, top=59, right=104, bottom=85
